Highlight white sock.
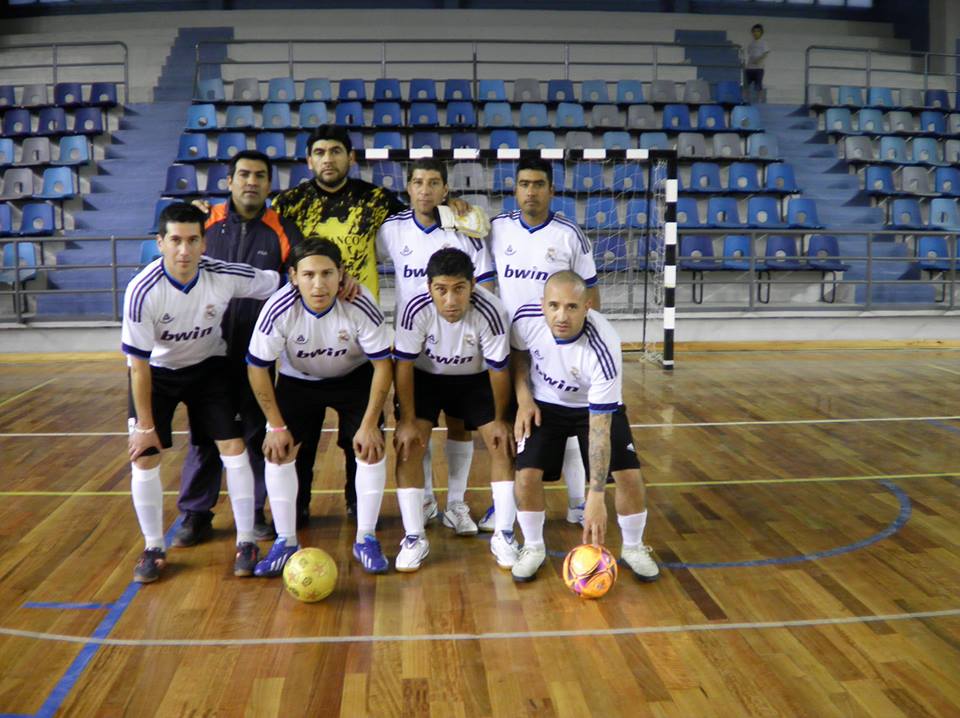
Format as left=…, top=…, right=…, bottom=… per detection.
left=355, top=457, right=386, bottom=542
left=517, top=510, right=546, bottom=547
left=562, top=436, right=586, bottom=507
left=265, top=460, right=298, bottom=544
left=421, top=442, right=434, bottom=498
left=618, top=510, right=648, bottom=548
left=131, top=464, right=164, bottom=550
left=397, top=487, right=425, bottom=537
left=490, top=480, right=517, bottom=533
left=445, top=438, right=473, bottom=505
left=222, top=451, right=255, bottom=544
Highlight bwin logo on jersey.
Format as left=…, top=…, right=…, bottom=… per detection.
left=504, top=245, right=516, bottom=256
left=159, top=313, right=175, bottom=324
left=402, top=265, right=427, bottom=278
left=294, top=334, right=308, bottom=344
left=400, top=245, right=413, bottom=256
left=296, top=346, right=348, bottom=359
left=503, top=264, right=548, bottom=281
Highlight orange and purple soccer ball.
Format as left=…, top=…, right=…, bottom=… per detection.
left=562, top=544, right=618, bottom=599
left=282, top=547, right=337, bottom=603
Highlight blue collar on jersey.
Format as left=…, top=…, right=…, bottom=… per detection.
left=553, top=323, right=586, bottom=345
left=299, top=293, right=337, bottom=319
left=519, top=211, right=554, bottom=234
left=161, top=263, right=200, bottom=294
left=413, top=213, right=440, bottom=234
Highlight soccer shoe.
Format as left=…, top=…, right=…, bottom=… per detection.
left=254, top=509, right=277, bottom=541
left=171, top=510, right=213, bottom=547
left=621, top=544, right=660, bottom=582
left=395, top=534, right=430, bottom=572
left=490, top=530, right=521, bottom=569
left=477, top=504, right=496, bottom=533
left=133, top=547, right=167, bottom=584
left=353, top=534, right=389, bottom=574
left=565, top=501, right=585, bottom=526
left=441, top=501, right=478, bottom=536
left=422, top=494, right=439, bottom=525
left=233, top=541, right=260, bottom=577
left=511, top=544, right=546, bottom=582
left=254, top=538, right=299, bottom=578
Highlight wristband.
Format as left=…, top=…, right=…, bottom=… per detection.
left=266, top=424, right=288, bottom=433
left=133, top=425, right=155, bottom=434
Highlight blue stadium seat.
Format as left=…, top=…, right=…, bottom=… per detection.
left=924, top=89, right=950, bottom=109
left=492, top=162, right=517, bottom=193
left=728, top=162, right=760, bottom=192
left=371, top=161, right=404, bottom=191
left=556, top=102, right=585, bottom=128
left=164, top=165, right=199, bottom=196
left=293, top=132, right=309, bottom=159
left=551, top=196, right=577, bottom=220
left=216, top=132, right=247, bottom=160
left=0, top=240, right=39, bottom=311
left=825, top=108, right=854, bottom=133
left=731, top=105, right=761, bottom=130
left=930, top=198, right=960, bottom=231
left=677, top=197, right=704, bottom=228
left=0, top=204, right=12, bottom=236
left=888, top=198, right=924, bottom=228
left=592, top=234, right=628, bottom=272
left=409, top=102, right=439, bottom=127
left=334, top=101, right=364, bottom=127
left=338, top=79, right=366, bottom=101
left=920, top=111, right=946, bottom=135
left=186, top=104, right=217, bottom=130
left=443, top=79, right=472, bottom=102
left=373, top=78, right=402, bottom=101
left=680, top=235, right=724, bottom=302
left=451, top=132, right=479, bottom=149
left=519, top=103, right=548, bottom=128
left=224, top=105, right=255, bottom=129
left=0, top=85, right=14, bottom=109
left=19, top=203, right=55, bottom=236
left=613, top=163, right=644, bottom=193
left=935, top=167, right=960, bottom=197
left=195, top=78, right=225, bottom=102
left=688, top=162, right=722, bottom=193
left=288, top=164, right=313, bottom=189
left=0, top=139, right=13, bottom=167
left=865, top=165, right=896, bottom=196
left=857, top=108, right=884, bottom=133
left=721, top=234, right=767, bottom=273
left=37, top=108, right=67, bottom=136
left=625, top=199, right=654, bottom=228
left=372, top=101, right=402, bottom=127
left=298, top=101, right=328, bottom=128
left=204, top=164, right=230, bottom=195
left=879, top=136, right=908, bottom=163
left=139, top=239, right=162, bottom=265
left=662, top=104, right=692, bottom=130
left=867, top=87, right=895, bottom=108
left=303, top=78, right=332, bottom=102
left=410, top=131, right=441, bottom=149
left=550, top=161, right=566, bottom=191
left=807, top=235, right=851, bottom=304
left=747, top=132, right=778, bottom=159
left=148, top=199, right=175, bottom=233
left=176, top=133, right=209, bottom=162
left=446, top=101, right=477, bottom=127
left=706, top=197, right=743, bottom=228
left=372, top=131, right=403, bottom=149
left=572, top=162, right=606, bottom=193
left=255, top=131, right=288, bottom=160
left=696, top=104, right=726, bottom=130
left=88, top=82, right=118, bottom=107
left=917, top=235, right=953, bottom=300
left=267, top=77, right=295, bottom=103
left=581, top=80, right=610, bottom=104
left=481, top=102, right=513, bottom=127
left=2, top=109, right=31, bottom=137
left=786, top=198, right=822, bottom=228
left=764, top=235, right=804, bottom=271
left=408, top=79, right=437, bottom=101
left=34, top=167, right=74, bottom=199
left=714, top=81, right=743, bottom=105
left=765, top=163, right=799, bottom=193
left=547, top=80, right=576, bottom=103
left=259, top=102, right=290, bottom=129
left=639, top=132, right=669, bottom=150
left=837, top=86, right=864, bottom=107
left=616, top=80, right=644, bottom=104
left=526, top=130, right=556, bottom=149
left=478, top=80, right=507, bottom=102
left=488, top=130, right=519, bottom=149
left=911, top=137, right=941, bottom=164
left=747, top=196, right=787, bottom=228
left=602, top=131, right=632, bottom=150
left=54, top=82, right=83, bottom=108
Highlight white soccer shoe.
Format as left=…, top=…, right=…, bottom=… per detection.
left=422, top=494, right=439, bottom=525
left=565, top=501, right=585, bottom=526
left=395, top=534, right=430, bottom=572
left=511, top=543, right=546, bottom=582
left=441, top=501, right=478, bottom=536
left=477, top=504, right=496, bottom=533
left=489, top=530, right=521, bottom=569
left=621, top=544, right=660, bottom=582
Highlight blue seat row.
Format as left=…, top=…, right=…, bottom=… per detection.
left=864, top=166, right=960, bottom=198
left=0, top=136, right=90, bottom=168
left=2, top=107, right=105, bottom=138
left=809, top=85, right=957, bottom=111
left=0, top=82, right=118, bottom=110
left=0, top=166, right=76, bottom=201
left=885, top=197, right=960, bottom=231
left=0, top=204, right=56, bottom=237
left=824, top=107, right=960, bottom=137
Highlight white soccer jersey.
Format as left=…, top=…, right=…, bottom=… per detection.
left=247, top=283, right=392, bottom=381
left=488, top=210, right=598, bottom=318
left=376, top=209, right=495, bottom=315
left=510, top=304, right=622, bottom=413
left=393, top=285, right=509, bottom=376
left=121, top=257, right=279, bottom=370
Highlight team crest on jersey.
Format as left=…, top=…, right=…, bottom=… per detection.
left=570, top=366, right=580, bottom=379
left=337, top=329, right=351, bottom=343
left=505, top=245, right=516, bottom=256
left=204, top=304, right=217, bottom=320
left=533, top=348, right=543, bottom=360
left=159, top=313, right=174, bottom=324
left=400, top=245, right=413, bottom=256
left=464, top=333, right=476, bottom=346
left=426, top=334, right=437, bottom=345
left=545, top=247, right=560, bottom=263
left=294, top=334, right=307, bottom=344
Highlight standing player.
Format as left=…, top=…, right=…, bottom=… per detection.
left=122, top=202, right=280, bottom=583
left=509, top=271, right=659, bottom=583
left=246, top=239, right=394, bottom=574
left=485, top=157, right=600, bottom=530
left=393, top=248, right=519, bottom=572
left=376, top=158, right=496, bottom=534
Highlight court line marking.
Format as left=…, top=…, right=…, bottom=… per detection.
left=2, top=414, right=960, bottom=439
left=927, top=363, right=960, bottom=376
left=1, top=608, right=958, bottom=648
left=0, top=378, right=56, bottom=410
left=22, top=602, right=112, bottom=611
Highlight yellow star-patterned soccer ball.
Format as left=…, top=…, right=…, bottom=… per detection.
left=282, top=547, right=337, bottom=602
left=562, top=544, right=618, bottom=599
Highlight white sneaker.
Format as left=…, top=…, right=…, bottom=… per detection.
left=621, top=544, right=660, bottom=582
left=422, top=494, right=439, bottom=525
left=511, top=543, right=546, bottom=582
left=395, top=534, right=430, bottom=572
left=489, top=530, right=520, bottom=569
left=566, top=501, right=585, bottom=526
left=441, top=501, right=478, bottom=536
left=477, top=504, right=496, bottom=533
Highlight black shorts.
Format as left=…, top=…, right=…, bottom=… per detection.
left=276, top=363, right=382, bottom=450
left=745, top=69, right=764, bottom=89
left=128, top=356, right=241, bottom=449
left=515, top=401, right=640, bottom=480
left=394, top=368, right=495, bottom=431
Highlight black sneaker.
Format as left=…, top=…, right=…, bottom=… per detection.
left=234, top=541, right=259, bottom=577
left=171, top=511, right=213, bottom=548
left=134, top=548, right=167, bottom=583
left=254, top=509, right=276, bottom=541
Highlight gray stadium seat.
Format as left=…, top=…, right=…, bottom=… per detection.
left=649, top=80, right=677, bottom=104
left=512, top=78, right=542, bottom=102
left=900, top=166, right=934, bottom=195
left=564, top=131, right=595, bottom=150
left=677, top=132, right=709, bottom=158
left=885, top=111, right=914, bottom=133
left=898, top=88, right=924, bottom=109
left=18, top=137, right=52, bottom=166
left=682, top=80, right=711, bottom=104
left=0, top=168, right=36, bottom=200
left=843, top=136, right=875, bottom=161
left=747, top=133, right=778, bottom=159
left=807, top=85, right=833, bottom=107
left=626, top=104, right=657, bottom=130
left=946, top=140, right=960, bottom=164
left=712, top=133, right=742, bottom=158
left=590, top=104, right=623, bottom=128
left=232, top=78, right=262, bottom=103
left=448, top=163, right=487, bottom=192
left=948, top=114, right=960, bottom=135
left=20, top=84, right=48, bottom=108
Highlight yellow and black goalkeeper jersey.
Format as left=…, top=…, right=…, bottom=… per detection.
left=272, top=177, right=406, bottom=300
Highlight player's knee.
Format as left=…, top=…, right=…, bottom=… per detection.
left=611, top=468, right=642, bottom=487
left=133, top=453, right=161, bottom=470
left=216, top=438, right=246, bottom=457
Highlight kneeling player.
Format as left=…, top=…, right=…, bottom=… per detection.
left=122, top=202, right=281, bottom=583
left=247, top=239, right=394, bottom=574
left=509, top=270, right=659, bottom=583
left=393, top=248, right=519, bottom=572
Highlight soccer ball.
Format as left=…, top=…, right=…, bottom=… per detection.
left=562, top=544, right=618, bottom=599
left=282, top=547, right=337, bottom=603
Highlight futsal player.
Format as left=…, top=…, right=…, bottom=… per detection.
left=376, top=158, right=496, bottom=535
left=122, top=202, right=281, bottom=583
left=508, top=270, right=659, bottom=583
left=392, top=248, right=519, bottom=571
left=484, top=157, right=601, bottom=531
left=246, top=239, right=394, bottom=574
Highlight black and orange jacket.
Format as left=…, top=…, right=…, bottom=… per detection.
left=204, top=201, right=304, bottom=364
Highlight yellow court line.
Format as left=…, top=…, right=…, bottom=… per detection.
left=0, top=378, right=56, bottom=409
left=928, top=363, right=960, bottom=377
left=2, top=471, right=958, bottom=498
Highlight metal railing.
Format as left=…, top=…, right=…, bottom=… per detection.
left=0, top=42, right=129, bottom=104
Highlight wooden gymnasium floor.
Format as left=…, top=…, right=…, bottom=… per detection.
left=0, top=346, right=959, bottom=718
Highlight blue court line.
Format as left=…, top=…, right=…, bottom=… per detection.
left=22, top=602, right=113, bottom=610
left=930, top=420, right=960, bottom=437
left=29, top=517, right=182, bottom=718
